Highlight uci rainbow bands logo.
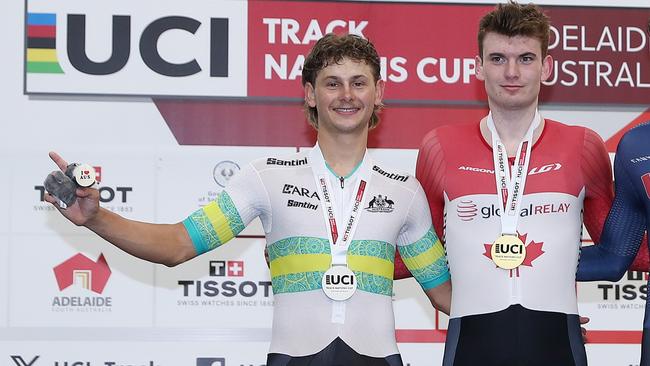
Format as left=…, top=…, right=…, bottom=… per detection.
left=26, top=13, right=64, bottom=74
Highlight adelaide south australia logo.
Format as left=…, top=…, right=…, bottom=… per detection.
left=365, top=195, right=395, bottom=213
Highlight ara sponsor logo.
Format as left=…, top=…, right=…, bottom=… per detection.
left=25, top=1, right=246, bottom=97
left=51, top=253, right=113, bottom=312
left=282, top=184, right=319, bottom=199
left=597, top=271, right=649, bottom=306
left=213, top=161, right=240, bottom=188
left=456, top=200, right=478, bottom=221
left=365, top=194, right=395, bottom=213
left=283, top=183, right=319, bottom=210
left=372, top=165, right=408, bottom=182
left=35, top=166, right=134, bottom=214
left=176, top=260, right=273, bottom=308
left=479, top=202, right=571, bottom=219
left=483, top=232, right=544, bottom=276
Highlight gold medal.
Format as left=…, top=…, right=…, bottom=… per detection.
left=491, top=234, right=526, bottom=269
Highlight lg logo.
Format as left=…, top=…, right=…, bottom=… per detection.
left=528, top=163, right=562, bottom=175
left=10, top=356, right=40, bottom=366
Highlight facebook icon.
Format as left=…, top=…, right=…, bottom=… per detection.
left=196, top=357, right=226, bottom=366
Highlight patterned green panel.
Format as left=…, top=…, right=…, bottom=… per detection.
left=349, top=240, right=395, bottom=262
left=186, top=210, right=222, bottom=251
left=272, top=271, right=325, bottom=294
left=408, top=263, right=449, bottom=285
left=399, top=230, right=439, bottom=259
left=268, top=237, right=395, bottom=296
left=217, top=192, right=245, bottom=237
left=353, top=271, right=393, bottom=296
left=268, top=236, right=329, bottom=261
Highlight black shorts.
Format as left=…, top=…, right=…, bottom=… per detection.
left=266, top=337, right=403, bottom=366
left=443, top=304, right=587, bottom=366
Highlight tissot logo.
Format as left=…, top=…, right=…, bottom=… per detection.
left=35, top=165, right=134, bottom=214
left=209, top=260, right=245, bottom=277
left=598, top=271, right=649, bottom=303
left=10, top=355, right=40, bottom=366
left=177, top=260, right=273, bottom=307
left=25, top=1, right=246, bottom=97
left=365, top=194, right=395, bottom=213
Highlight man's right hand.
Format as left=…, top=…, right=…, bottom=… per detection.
left=44, top=151, right=100, bottom=227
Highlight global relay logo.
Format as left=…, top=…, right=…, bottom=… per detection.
left=52, top=253, right=113, bottom=311
left=26, top=13, right=64, bottom=74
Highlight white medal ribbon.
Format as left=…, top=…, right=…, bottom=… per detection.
left=309, top=143, right=372, bottom=323
left=487, top=111, right=541, bottom=236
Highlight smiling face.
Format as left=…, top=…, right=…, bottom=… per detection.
left=304, top=57, right=384, bottom=136
left=476, top=32, right=552, bottom=113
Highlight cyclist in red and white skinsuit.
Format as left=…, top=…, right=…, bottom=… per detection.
left=397, top=3, right=616, bottom=365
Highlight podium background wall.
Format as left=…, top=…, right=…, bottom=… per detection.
left=2, top=0, right=650, bottom=365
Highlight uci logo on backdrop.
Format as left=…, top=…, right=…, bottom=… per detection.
left=24, top=0, right=246, bottom=97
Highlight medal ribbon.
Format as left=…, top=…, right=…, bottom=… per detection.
left=316, top=174, right=367, bottom=265
left=309, top=144, right=372, bottom=324
left=487, top=111, right=541, bottom=235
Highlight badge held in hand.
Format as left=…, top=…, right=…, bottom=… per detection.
left=44, top=163, right=97, bottom=208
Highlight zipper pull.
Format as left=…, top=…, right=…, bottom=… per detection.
left=340, top=176, right=344, bottom=189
